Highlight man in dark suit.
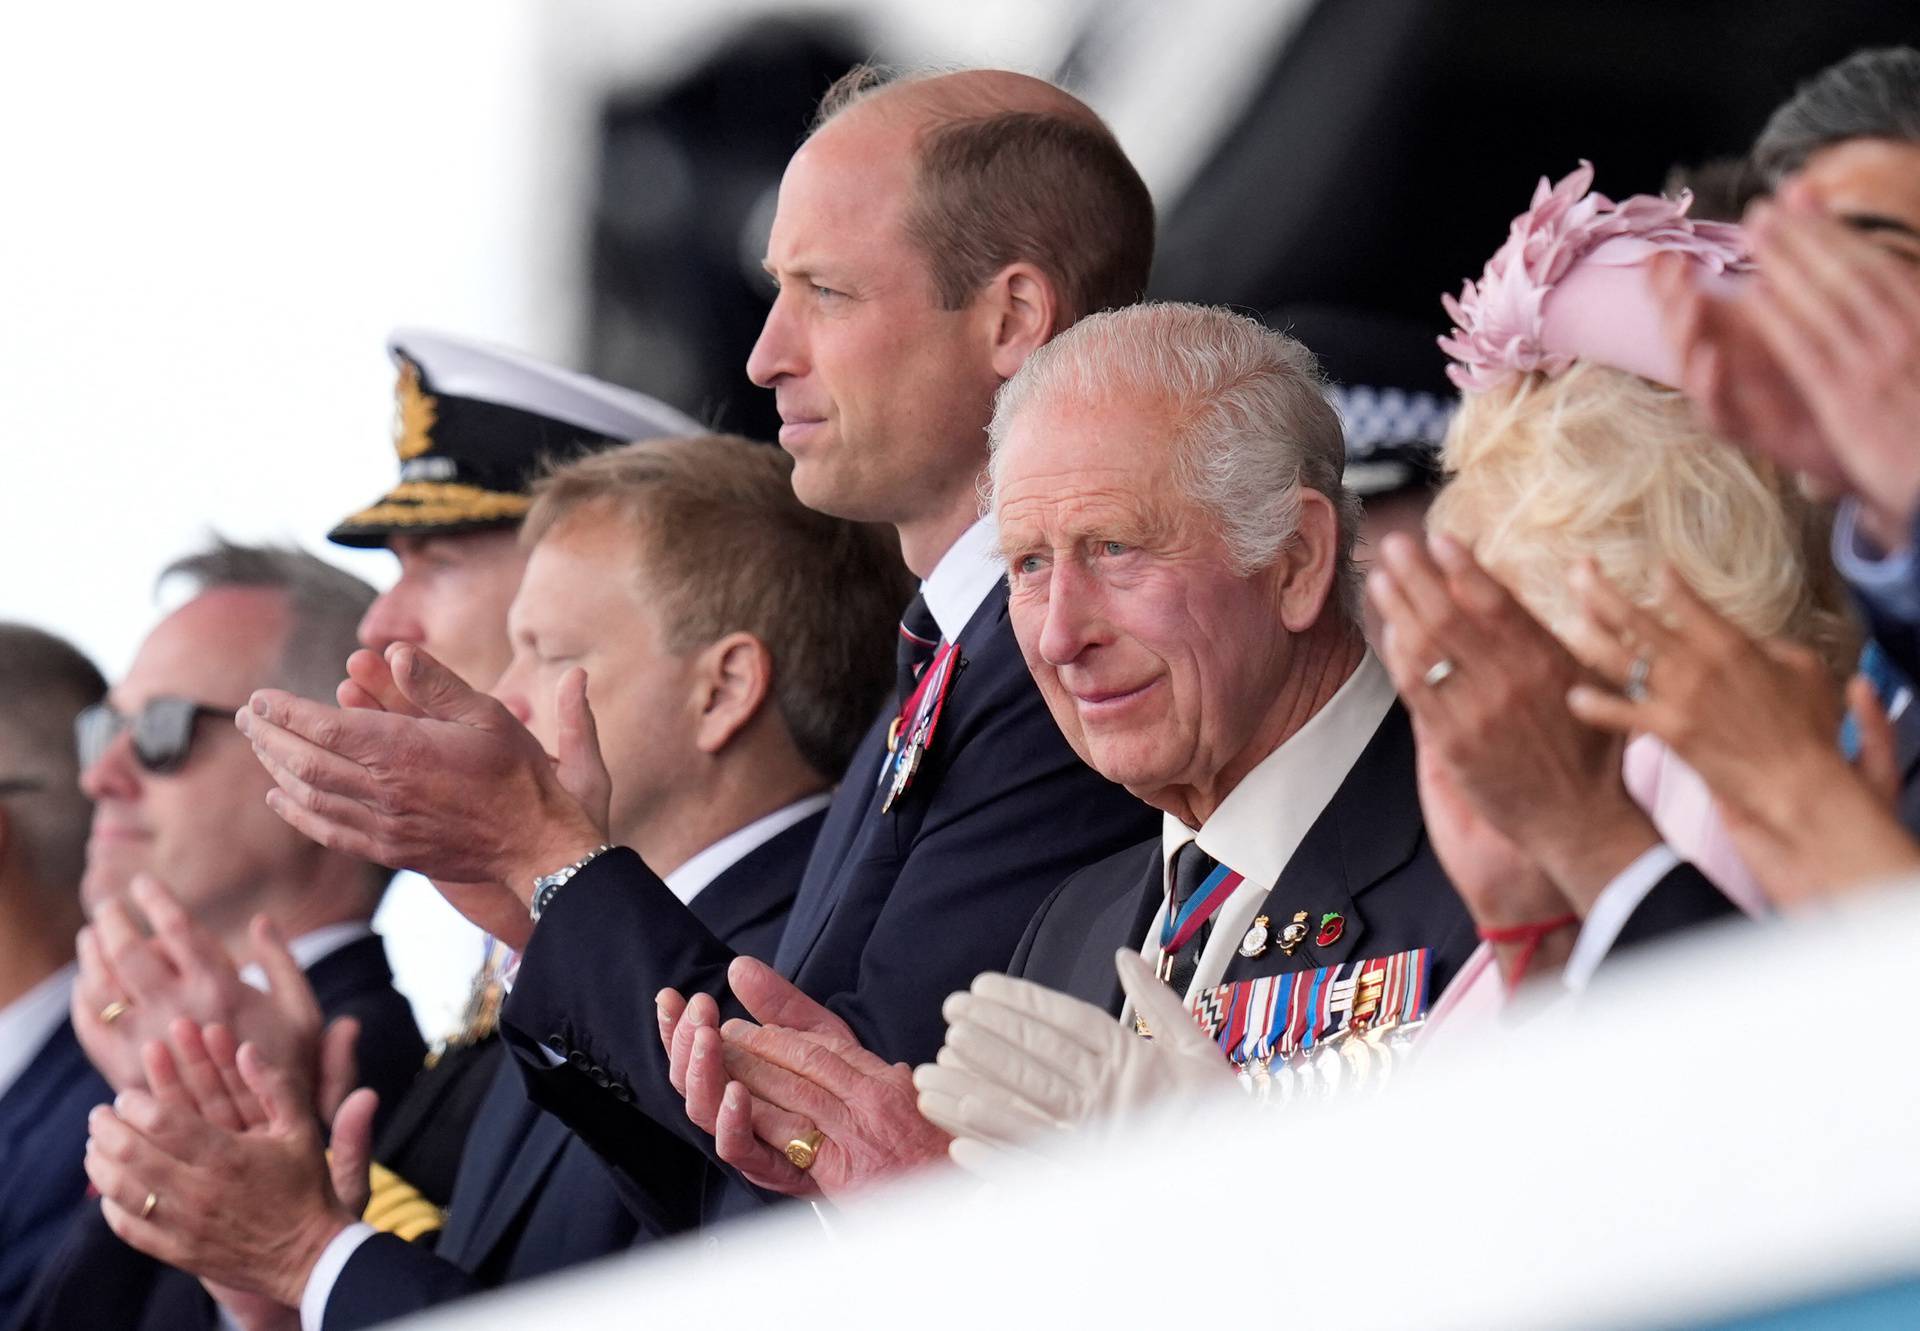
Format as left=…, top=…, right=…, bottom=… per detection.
left=177, top=435, right=894, bottom=1328
left=12, top=542, right=426, bottom=1331
left=227, top=64, right=1160, bottom=1224
left=664, top=303, right=1477, bottom=1187
left=0, top=626, right=108, bottom=1327
left=332, top=328, right=703, bottom=1212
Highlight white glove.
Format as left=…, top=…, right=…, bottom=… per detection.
left=913, top=950, right=1236, bottom=1172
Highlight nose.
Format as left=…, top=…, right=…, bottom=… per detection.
left=357, top=582, right=422, bottom=656
left=491, top=659, right=533, bottom=728
left=1036, top=559, right=1105, bottom=668
left=79, top=726, right=141, bottom=802
left=746, top=291, right=803, bottom=390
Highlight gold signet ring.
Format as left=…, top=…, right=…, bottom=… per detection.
left=140, top=1191, right=159, bottom=1219
left=100, top=1000, right=133, bottom=1025
left=784, top=1128, right=826, bottom=1170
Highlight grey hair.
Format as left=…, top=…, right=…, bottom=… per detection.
left=161, top=537, right=376, bottom=702
left=0, top=623, right=105, bottom=910
left=1752, top=47, right=1920, bottom=185
left=986, top=302, right=1360, bottom=620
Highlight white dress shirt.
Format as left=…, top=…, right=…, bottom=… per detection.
left=0, top=962, right=77, bottom=1104
left=919, top=516, right=1004, bottom=643
left=1121, top=650, right=1397, bottom=1023
left=301, top=794, right=832, bottom=1331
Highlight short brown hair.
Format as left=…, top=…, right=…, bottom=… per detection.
left=816, top=65, right=1156, bottom=324
left=525, top=435, right=910, bottom=779
left=0, top=623, right=106, bottom=912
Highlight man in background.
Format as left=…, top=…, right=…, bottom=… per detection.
left=16, top=541, right=423, bottom=1331
left=0, top=625, right=108, bottom=1325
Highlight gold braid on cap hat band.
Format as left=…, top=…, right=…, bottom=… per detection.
left=336, top=482, right=531, bottom=531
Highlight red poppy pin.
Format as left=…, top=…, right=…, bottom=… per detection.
left=1315, top=911, right=1345, bottom=947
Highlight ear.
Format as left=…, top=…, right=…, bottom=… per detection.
left=691, top=633, right=774, bottom=756
left=1274, top=489, right=1343, bottom=634
left=980, top=262, right=1061, bottom=381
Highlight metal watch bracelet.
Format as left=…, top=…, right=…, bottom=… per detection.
left=529, top=844, right=613, bottom=922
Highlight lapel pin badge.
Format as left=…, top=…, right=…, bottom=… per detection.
left=1278, top=910, right=1310, bottom=956
left=1315, top=911, right=1345, bottom=947
left=1238, top=914, right=1271, bottom=958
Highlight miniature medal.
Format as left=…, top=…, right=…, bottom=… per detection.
left=1238, top=914, right=1271, bottom=958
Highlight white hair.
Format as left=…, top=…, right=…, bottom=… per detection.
left=986, top=301, right=1359, bottom=617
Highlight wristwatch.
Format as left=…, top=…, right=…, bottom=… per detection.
left=529, top=844, right=613, bottom=922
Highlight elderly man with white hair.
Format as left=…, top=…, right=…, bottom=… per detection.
left=678, top=303, right=1478, bottom=1196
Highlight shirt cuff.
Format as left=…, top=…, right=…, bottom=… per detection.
left=1834, top=500, right=1920, bottom=622
left=300, top=1222, right=377, bottom=1331
left=1562, top=844, right=1682, bottom=993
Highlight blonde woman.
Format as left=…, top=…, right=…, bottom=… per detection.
left=1381, top=164, right=1859, bottom=1021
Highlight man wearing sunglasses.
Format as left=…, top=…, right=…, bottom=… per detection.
left=0, top=624, right=108, bottom=1328
left=16, top=540, right=425, bottom=1331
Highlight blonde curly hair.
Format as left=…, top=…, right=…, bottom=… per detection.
left=1426, top=362, right=1856, bottom=674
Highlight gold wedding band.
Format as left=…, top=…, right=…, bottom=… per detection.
left=784, top=1129, right=826, bottom=1171
left=140, top=1191, right=158, bottom=1220
left=100, top=1000, right=132, bottom=1026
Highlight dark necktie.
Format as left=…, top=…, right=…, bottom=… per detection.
left=896, top=592, right=941, bottom=705
left=1164, top=840, right=1218, bottom=997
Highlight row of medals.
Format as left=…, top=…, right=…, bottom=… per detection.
left=1235, top=967, right=1426, bottom=1106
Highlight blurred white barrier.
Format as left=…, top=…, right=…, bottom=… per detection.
left=396, top=881, right=1920, bottom=1329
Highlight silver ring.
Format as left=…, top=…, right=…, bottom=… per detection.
left=1625, top=655, right=1652, bottom=703
left=1422, top=658, right=1457, bottom=689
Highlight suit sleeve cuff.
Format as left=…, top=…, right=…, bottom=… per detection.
left=1836, top=499, right=1920, bottom=621
left=301, top=1222, right=377, bottom=1331
left=1562, top=844, right=1682, bottom=993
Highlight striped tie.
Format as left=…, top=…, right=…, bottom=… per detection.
left=1164, top=841, right=1218, bottom=997
left=896, top=593, right=941, bottom=705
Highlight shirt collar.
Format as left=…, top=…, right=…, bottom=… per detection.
left=1160, top=649, right=1396, bottom=889
left=238, top=921, right=374, bottom=992
left=663, top=793, right=833, bottom=907
left=919, top=517, right=1004, bottom=643
left=0, top=963, right=77, bottom=1104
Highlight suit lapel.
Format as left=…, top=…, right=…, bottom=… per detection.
left=1081, top=846, right=1164, bottom=1015
left=694, top=813, right=824, bottom=943
left=302, top=933, right=393, bottom=1017
left=446, top=1095, right=569, bottom=1266
left=773, top=716, right=891, bottom=975
left=435, top=1055, right=543, bottom=1260
left=776, top=592, right=1007, bottom=976
left=1223, top=704, right=1425, bottom=981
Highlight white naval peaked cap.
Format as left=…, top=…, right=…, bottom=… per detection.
left=328, top=327, right=703, bottom=548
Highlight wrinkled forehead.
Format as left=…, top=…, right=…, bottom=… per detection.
left=117, top=587, right=289, bottom=709
left=991, top=389, right=1191, bottom=535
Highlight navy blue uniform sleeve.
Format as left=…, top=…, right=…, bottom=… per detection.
left=320, top=1234, right=476, bottom=1331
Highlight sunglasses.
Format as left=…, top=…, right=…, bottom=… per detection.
left=75, top=698, right=239, bottom=775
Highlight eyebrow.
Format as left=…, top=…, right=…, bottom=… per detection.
left=1841, top=212, right=1920, bottom=243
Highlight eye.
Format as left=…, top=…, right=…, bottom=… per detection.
left=1013, top=553, right=1047, bottom=576
left=812, top=284, right=843, bottom=300
left=1100, top=541, right=1129, bottom=557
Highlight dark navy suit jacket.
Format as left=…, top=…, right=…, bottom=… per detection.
left=502, top=587, right=1157, bottom=1216
left=1012, top=702, right=1478, bottom=1011
left=10, top=933, right=424, bottom=1331
left=319, top=810, right=819, bottom=1331
left=0, top=1013, right=110, bottom=1329
left=1609, top=674, right=1920, bottom=961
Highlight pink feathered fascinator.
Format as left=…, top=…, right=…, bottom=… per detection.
left=1438, top=161, right=1753, bottom=393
